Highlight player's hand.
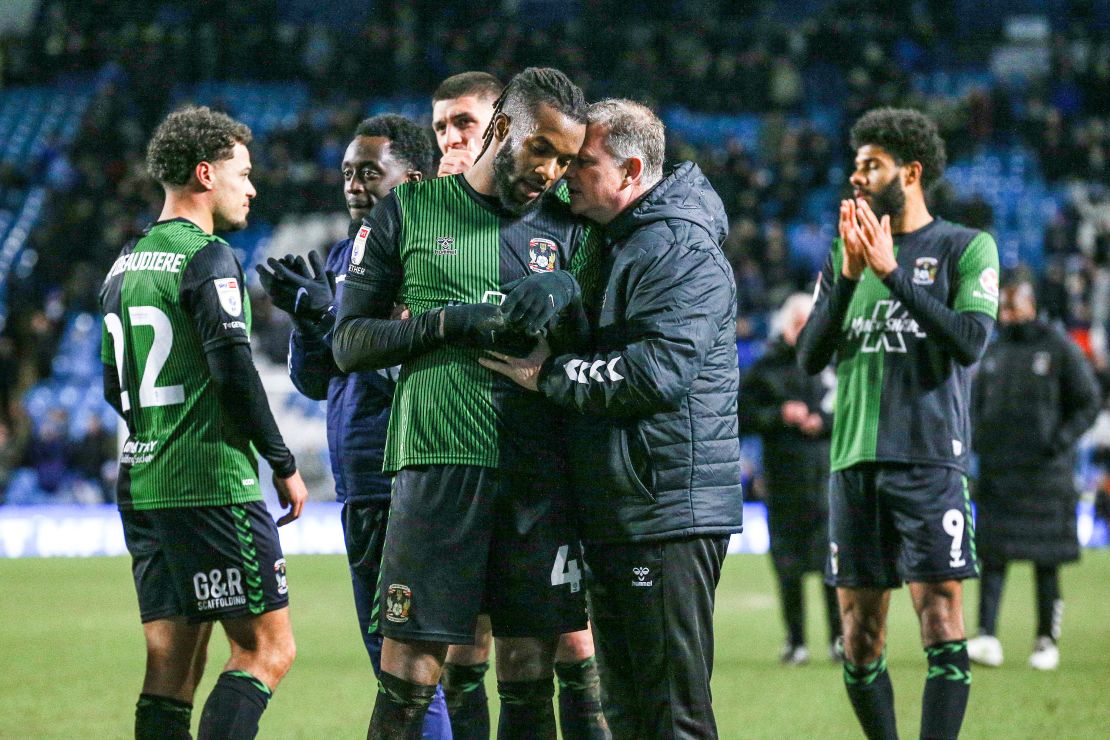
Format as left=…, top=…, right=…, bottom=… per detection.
left=273, top=470, right=308, bottom=526
left=390, top=303, right=411, bottom=321
left=800, top=412, right=824, bottom=436
left=438, top=148, right=476, bottom=176
left=781, top=400, right=809, bottom=426
left=266, top=251, right=336, bottom=321
left=255, top=256, right=301, bottom=315
left=854, top=198, right=897, bottom=279
left=478, top=334, right=552, bottom=392
left=838, top=200, right=867, bottom=280
left=500, top=271, right=579, bottom=335
left=440, top=303, right=538, bottom=355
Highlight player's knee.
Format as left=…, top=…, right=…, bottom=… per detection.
left=554, top=629, right=595, bottom=662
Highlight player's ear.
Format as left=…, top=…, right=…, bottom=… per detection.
left=407, top=170, right=423, bottom=183
left=492, top=112, right=511, bottom=143
left=904, top=160, right=923, bottom=188
left=623, top=156, right=644, bottom=187
left=194, top=160, right=216, bottom=191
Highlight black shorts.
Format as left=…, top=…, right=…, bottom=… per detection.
left=122, top=501, right=289, bottom=624
left=376, top=464, right=587, bottom=643
left=827, top=463, right=978, bottom=589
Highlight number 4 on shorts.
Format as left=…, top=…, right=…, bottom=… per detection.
left=550, top=545, right=582, bottom=593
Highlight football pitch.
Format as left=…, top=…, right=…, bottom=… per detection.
left=3, top=551, right=1109, bottom=739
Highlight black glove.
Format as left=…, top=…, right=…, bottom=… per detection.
left=265, top=251, right=336, bottom=322
left=255, top=255, right=300, bottom=315
left=500, top=270, right=579, bottom=335
left=440, top=303, right=537, bottom=357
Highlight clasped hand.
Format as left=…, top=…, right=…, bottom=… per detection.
left=839, top=198, right=897, bottom=280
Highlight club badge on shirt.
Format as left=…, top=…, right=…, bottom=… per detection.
left=528, top=237, right=558, bottom=272
left=213, top=278, right=242, bottom=316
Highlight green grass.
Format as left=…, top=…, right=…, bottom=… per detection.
left=3, top=551, right=1109, bottom=738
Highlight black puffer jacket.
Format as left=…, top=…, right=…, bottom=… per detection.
left=538, top=162, right=744, bottom=544
left=972, top=319, right=1102, bottom=563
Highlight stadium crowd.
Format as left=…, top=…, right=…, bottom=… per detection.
left=0, top=0, right=1108, bottom=517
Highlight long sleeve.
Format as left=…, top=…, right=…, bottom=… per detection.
left=205, top=343, right=296, bottom=477
left=331, top=194, right=445, bottom=372
left=796, top=243, right=858, bottom=375
left=881, top=267, right=993, bottom=366
left=288, top=326, right=339, bottom=401
left=738, top=364, right=785, bottom=435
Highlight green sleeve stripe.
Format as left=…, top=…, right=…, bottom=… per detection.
left=831, top=239, right=844, bottom=280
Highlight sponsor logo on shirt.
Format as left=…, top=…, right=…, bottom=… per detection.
left=528, top=237, right=558, bottom=272
left=120, top=439, right=159, bottom=465
left=631, top=566, right=653, bottom=587
left=912, top=257, right=938, bottom=285
left=847, top=299, right=927, bottom=353
left=213, top=277, right=242, bottom=316
left=435, top=235, right=457, bottom=256
left=352, top=225, right=369, bottom=265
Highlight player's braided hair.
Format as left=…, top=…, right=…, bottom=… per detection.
left=850, top=107, right=947, bottom=190
left=477, top=67, right=587, bottom=157
left=354, top=114, right=435, bottom=178
left=146, top=106, right=252, bottom=187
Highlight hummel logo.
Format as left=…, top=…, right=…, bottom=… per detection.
left=435, top=235, right=457, bottom=256
left=631, top=566, right=653, bottom=587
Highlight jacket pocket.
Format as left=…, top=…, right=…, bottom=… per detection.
left=618, top=423, right=657, bottom=503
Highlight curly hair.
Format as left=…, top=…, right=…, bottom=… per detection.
left=354, top=114, right=435, bottom=178
left=849, top=107, right=947, bottom=189
left=146, top=106, right=252, bottom=187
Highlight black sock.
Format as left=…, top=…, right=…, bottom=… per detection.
left=197, top=671, right=272, bottom=740
left=367, top=671, right=437, bottom=740
left=1034, top=564, right=1062, bottom=640
left=978, top=561, right=1006, bottom=636
left=843, top=653, right=898, bottom=740
left=441, top=661, right=490, bottom=740
left=497, top=677, right=556, bottom=740
left=824, top=584, right=843, bottom=646
left=921, top=640, right=971, bottom=740
left=778, top=572, right=805, bottom=646
left=554, top=657, right=609, bottom=740
left=136, top=693, right=192, bottom=740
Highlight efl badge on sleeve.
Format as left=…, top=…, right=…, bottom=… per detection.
left=528, top=237, right=558, bottom=272
left=213, top=278, right=242, bottom=316
left=352, top=225, right=370, bottom=265
left=912, top=257, right=938, bottom=285
left=979, top=267, right=999, bottom=298
left=385, top=583, right=412, bottom=623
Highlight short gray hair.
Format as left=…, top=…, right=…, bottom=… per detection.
left=587, top=99, right=665, bottom=187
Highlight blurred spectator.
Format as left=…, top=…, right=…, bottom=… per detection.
left=969, top=273, right=1102, bottom=671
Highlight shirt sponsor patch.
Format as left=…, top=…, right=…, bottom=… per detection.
left=352, top=225, right=370, bottom=265
left=213, top=278, right=242, bottom=316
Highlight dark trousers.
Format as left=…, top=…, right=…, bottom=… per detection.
left=583, top=535, right=729, bottom=740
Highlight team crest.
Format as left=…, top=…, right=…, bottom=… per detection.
left=528, top=237, right=558, bottom=272
left=274, top=558, right=288, bottom=595
left=213, top=278, right=242, bottom=316
left=352, top=225, right=370, bottom=265
left=385, top=583, right=412, bottom=623
left=435, top=235, right=457, bottom=256
left=912, top=257, right=938, bottom=285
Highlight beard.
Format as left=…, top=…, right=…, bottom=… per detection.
left=868, top=176, right=906, bottom=219
left=492, top=136, right=540, bottom=216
